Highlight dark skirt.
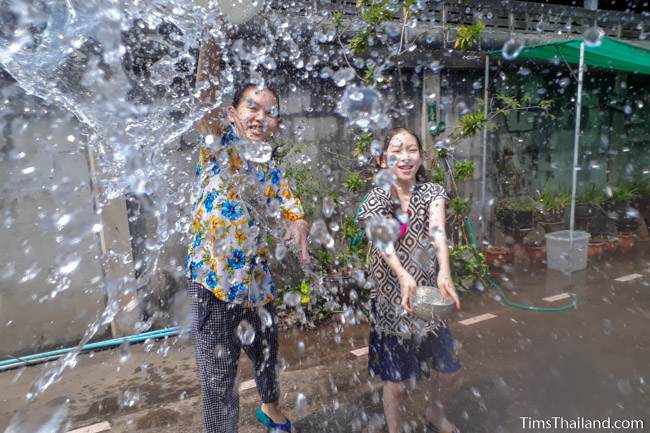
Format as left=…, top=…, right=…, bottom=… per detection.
left=368, top=323, right=461, bottom=383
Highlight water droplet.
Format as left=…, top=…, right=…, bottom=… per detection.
left=502, top=39, right=525, bottom=60
left=119, top=340, right=131, bottom=364
left=373, top=169, right=396, bottom=192
left=337, top=85, right=383, bottom=130
left=332, top=67, right=355, bottom=87
left=4, top=398, right=69, bottom=433
left=584, top=26, right=604, bottom=47
left=21, top=166, right=35, bottom=174
left=365, top=216, right=401, bottom=253
left=119, top=389, right=142, bottom=408
left=295, top=393, right=308, bottom=416
left=59, top=256, right=81, bottom=275
left=309, top=219, right=335, bottom=250
left=428, top=61, right=443, bottom=73
left=258, top=307, right=273, bottom=329
left=558, top=77, right=570, bottom=88
left=275, top=243, right=287, bottom=261
left=236, top=320, right=255, bottom=345
left=237, top=139, right=272, bottom=163
left=322, top=196, right=335, bottom=218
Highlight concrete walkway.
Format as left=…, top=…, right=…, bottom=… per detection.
left=2, top=251, right=650, bottom=433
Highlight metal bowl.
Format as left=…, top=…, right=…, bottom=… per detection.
left=412, top=285, right=455, bottom=322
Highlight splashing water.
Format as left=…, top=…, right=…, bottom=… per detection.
left=365, top=216, right=401, bottom=253
left=336, top=85, right=386, bottom=131
left=501, top=38, right=525, bottom=60
left=236, top=319, right=255, bottom=345
left=584, top=26, right=604, bottom=47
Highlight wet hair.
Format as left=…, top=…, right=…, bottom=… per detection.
left=380, top=127, right=428, bottom=183
left=232, top=83, right=281, bottom=116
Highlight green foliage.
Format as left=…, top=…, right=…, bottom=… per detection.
left=497, top=196, right=536, bottom=211
left=350, top=27, right=372, bottom=54
left=333, top=10, right=343, bottom=32
left=454, top=159, right=475, bottom=182
left=448, top=197, right=470, bottom=217
left=454, top=21, right=486, bottom=51
left=577, top=185, right=608, bottom=206
left=449, top=245, right=488, bottom=291
left=362, top=65, right=376, bottom=86
left=315, top=250, right=335, bottom=274
left=431, top=166, right=446, bottom=184
left=343, top=173, right=365, bottom=193
left=353, top=132, right=374, bottom=157
left=276, top=279, right=312, bottom=306
left=611, top=182, right=640, bottom=203
left=537, top=187, right=571, bottom=212
left=455, top=111, right=487, bottom=137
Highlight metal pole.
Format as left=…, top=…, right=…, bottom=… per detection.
left=480, top=55, right=489, bottom=245
left=569, top=41, right=585, bottom=245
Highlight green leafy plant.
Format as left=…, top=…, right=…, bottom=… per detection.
left=449, top=245, right=488, bottom=292
left=497, top=196, right=536, bottom=211
left=577, top=185, right=608, bottom=207
left=353, top=132, right=374, bottom=157
left=454, top=160, right=475, bottom=182
left=343, top=173, right=364, bottom=193
left=454, top=111, right=486, bottom=137
left=449, top=197, right=470, bottom=217
left=454, top=21, right=486, bottom=51
left=537, top=187, right=571, bottom=213
left=431, top=166, right=446, bottom=184
left=362, top=65, right=376, bottom=85
left=611, top=182, right=640, bottom=204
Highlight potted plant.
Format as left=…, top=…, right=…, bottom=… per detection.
left=449, top=244, right=489, bottom=291
left=484, top=245, right=514, bottom=269
left=535, top=187, right=571, bottom=232
left=587, top=236, right=607, bottom=259
left=605, top=182, right=640, bottom=234
left=632, top=179, right=650, bottom=226
left=576, top=186, right=608, bottom=232
left=522, top=228, right=545, bottom=265
left=618, top=232, right=637, bottom=254
left=496, top=196, right=536, bottom=231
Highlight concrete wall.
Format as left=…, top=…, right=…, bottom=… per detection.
left=0, top=79, right=108, bottom=358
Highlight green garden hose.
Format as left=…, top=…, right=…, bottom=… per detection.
left=465, top=217, right=577, bottom=312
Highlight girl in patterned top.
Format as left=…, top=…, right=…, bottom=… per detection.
left=357, top=127, right=462, bottom=433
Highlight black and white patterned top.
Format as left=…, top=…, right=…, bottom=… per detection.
left=358, top=182, right=449, bottom=338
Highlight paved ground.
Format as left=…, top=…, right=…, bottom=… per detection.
left=2, top=245, right=650, bottom=433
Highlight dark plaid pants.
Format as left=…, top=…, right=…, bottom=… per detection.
left=187, top=280, right=280, bottom=433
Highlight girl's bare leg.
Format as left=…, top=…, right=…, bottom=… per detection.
left=383, top=381, right=405, bottom=433
left=425, top=372, right=460, bottom=432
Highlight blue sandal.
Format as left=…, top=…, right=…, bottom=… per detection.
left=255, top=407, right=292, bottom=432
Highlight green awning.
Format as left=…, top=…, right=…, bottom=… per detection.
left=487, top=37, right=650, bottom=75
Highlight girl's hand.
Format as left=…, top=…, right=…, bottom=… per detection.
left=284, top=219, right=311, bottom=266
left=398, top=272, right=417, bottom=315
left=437, top=272, right=461, bottom=310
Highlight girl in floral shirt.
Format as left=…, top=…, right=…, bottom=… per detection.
left=187, top=26, right=310, bottom=433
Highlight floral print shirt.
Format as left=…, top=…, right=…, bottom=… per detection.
left=185, top=126, right=304, bottom=307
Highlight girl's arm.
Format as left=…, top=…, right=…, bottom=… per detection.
left=196, top=25, right=225, bottom=137
left=379, top=246, right=417, bottom=315
left=429, top=198, right=461, bottom=309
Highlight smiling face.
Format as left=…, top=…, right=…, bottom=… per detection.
left=381, top=130, right=423, bottom=184
left=227, top=87, right=280, bottom=142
